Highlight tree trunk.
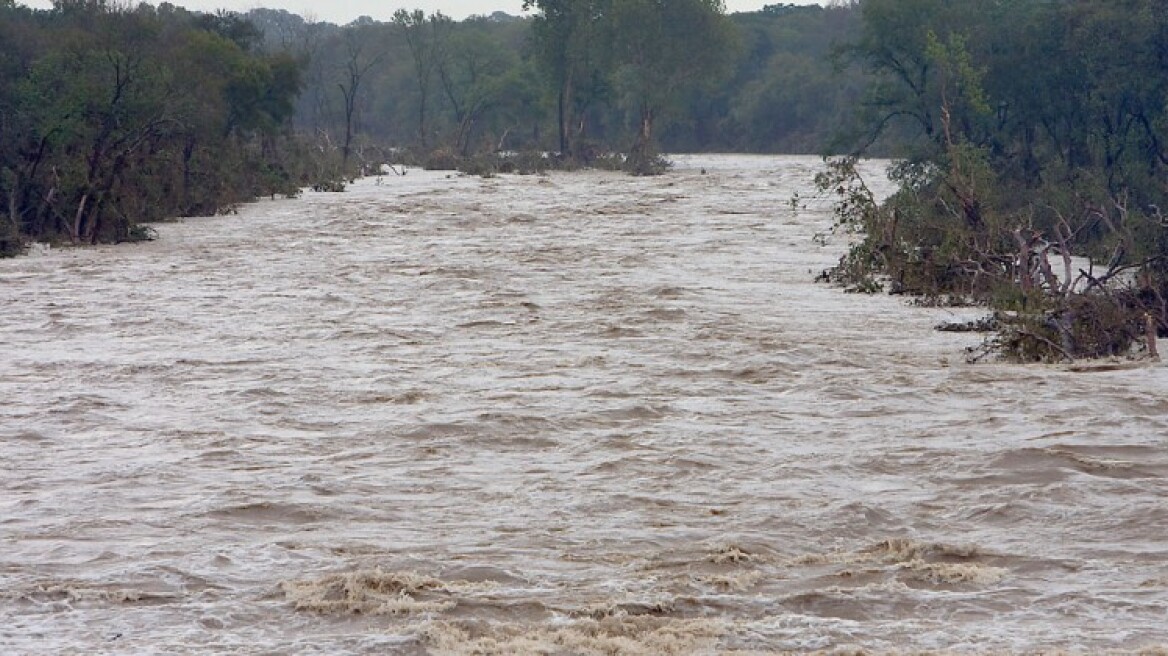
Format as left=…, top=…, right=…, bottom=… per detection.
left=627, top=104, right=656, bottom=175
left=457, top=114, right=475, bottom=156
left=558, top=70, right=574, bottom=158
left=4, top=170, right=19, bottom=234
left=85, top=191, right=107, bottom=244
left=418, top=89, right=428, bottom=150
left=639, top=105, right=653, bottom=148
left=72, top=191, right=90, bottom=244
left=36, top=183, right=57, bottom=237
left=182, top=137, right=196, bottom=212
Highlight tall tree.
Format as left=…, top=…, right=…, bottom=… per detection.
left=522, top=0, right=609, bottom=159
left=606, top=0, right=737, bottom=172
left=336, top=26, right=383, bottom=168
left=393, top=8, right=452, bottom=150
left=437, top=22, right=520, bottom=155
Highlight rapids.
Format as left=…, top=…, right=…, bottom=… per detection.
left=2, top=155, right=1166, bottom=654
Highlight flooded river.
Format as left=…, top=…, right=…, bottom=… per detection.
left=2, top=155, right=1166, bottom=654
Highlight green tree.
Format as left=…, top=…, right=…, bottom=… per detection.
left=522, top=0, right=610, bottom=159
left=0, top=1, right=307, bottom=251
left=830, top=0, right=1168, bottom=360
left=437, top=22, right=521, bottom=155
left=606, top=0, right=737, bottom=172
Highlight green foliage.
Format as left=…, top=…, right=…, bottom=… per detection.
left=0, top=2, right=309, bottom=246
left=829, top=0, right=1168, bottom=362
left=604, top=0, right=737, bottom=172
left=812, top=157, right=888, bottom=293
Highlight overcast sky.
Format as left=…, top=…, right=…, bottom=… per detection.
left=20, top=1, right=823, bottom=24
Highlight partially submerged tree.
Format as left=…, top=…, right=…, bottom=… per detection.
left=823, top=0, right=1168, bottom=361
left=437, top=23, right=521, bottom=155
left=336, top=26, right=384, bottom=169
left=522, top=0, right=610, bottom=160
left=605, top=0, right=736, bottom=173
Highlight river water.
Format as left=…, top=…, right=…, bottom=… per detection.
left=2, top=155, right=1166, bottom=654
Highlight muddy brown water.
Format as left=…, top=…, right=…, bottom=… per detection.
left=2, top=155, right=1166, bottom=654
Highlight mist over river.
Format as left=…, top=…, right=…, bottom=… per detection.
left=2, top=155, right=1167, bottom=654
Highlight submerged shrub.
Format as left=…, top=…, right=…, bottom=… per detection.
left=816, top=155, right=1167, bottom=363
left=456, top=155, right=497, bottom=178
left=311, top=179, right=347, bottom=193
left=424, top=149, right=460, bottom=171
left=0, top=227, right=25, bottom=258
left=123, top=224, right=158, bottom=243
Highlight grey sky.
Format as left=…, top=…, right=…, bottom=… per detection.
left=20, top=1, right=822, bottom=25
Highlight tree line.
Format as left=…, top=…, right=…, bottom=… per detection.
left=3, top=0, right=871, bottom=253
left=245, top=1, right=865, bottom=170
left=7, top=0, right=1168, bottom=366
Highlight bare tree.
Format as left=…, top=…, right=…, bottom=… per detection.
left=393, top=9, right=452, bottom=150
left=337, top=28, right=383, bottom=169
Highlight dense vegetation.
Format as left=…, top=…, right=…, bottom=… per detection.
left=243, top=2, right=864, bottom=165
left=0, top=0, right=314, bottom=254
left=2, top=1, right=867, bottom=251
left=821, top=0, right=1168, bottom=361
left=3, top=0, right=869, bottom=253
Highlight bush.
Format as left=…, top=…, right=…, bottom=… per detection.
left=0, top=227, right=25, bottom=258
left=623, top=147, right=672, bottom=176
left=498, top=151, right=550, bottom=175
left=456, top=155, right=497, bottom=178
left=123, top=224, right=158, bottom=243
left=423, top=149, right=460, bottom=171
left=311, top=178, right=347, bottom=193
left=817, top=156, right=1167, bottom=363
